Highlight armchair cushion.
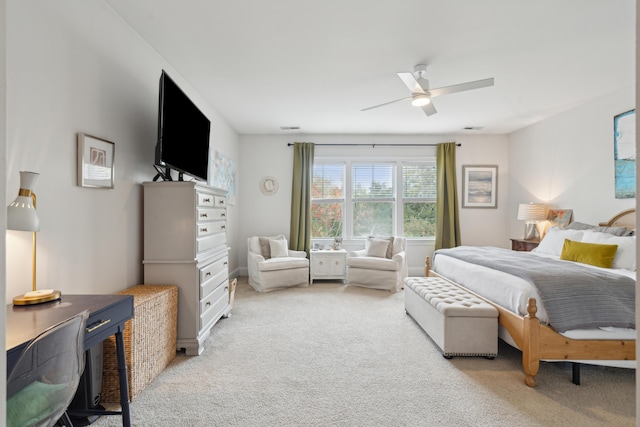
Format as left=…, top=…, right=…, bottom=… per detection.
left=270, top=239, right=289, bottom=258
left=258, top=257, right=309, bottom=272
left=258, top=237, right=272, bottom=258
left=348, top=256, right=400, bottom=271
left=366, top=239, right=389, bottom=258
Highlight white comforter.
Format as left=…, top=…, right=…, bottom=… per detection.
left=432, top=250, right=636, bottom=341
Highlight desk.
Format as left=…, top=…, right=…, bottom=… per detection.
left=6, top=294, right=134, bottom=427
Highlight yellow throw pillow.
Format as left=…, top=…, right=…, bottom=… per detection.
left=559, top=239, right=618, bottom=269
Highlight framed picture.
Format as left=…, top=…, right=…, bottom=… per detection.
left=462, top=165, right=498, bottom=208
left=77, top=133, right=115, bottom=188
left=614, top=109, right=635, bottom=199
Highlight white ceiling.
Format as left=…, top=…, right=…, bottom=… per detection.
left=105, top=0, right=635, bottom=135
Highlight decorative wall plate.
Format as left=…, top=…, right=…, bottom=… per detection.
left=260, top=176, right=279, bottom=195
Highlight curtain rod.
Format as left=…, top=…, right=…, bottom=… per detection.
left=286, top=143, right=461, bottom=147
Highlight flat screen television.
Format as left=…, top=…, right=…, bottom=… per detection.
left=155, top=70, right=211, bottom=182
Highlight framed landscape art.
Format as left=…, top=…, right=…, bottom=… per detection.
left=462, top=165, right=498, bottom=208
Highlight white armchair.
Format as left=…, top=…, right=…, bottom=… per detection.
left=347, top=236, right=408, bottom=292
left=247, top=235, right=310, bottom=292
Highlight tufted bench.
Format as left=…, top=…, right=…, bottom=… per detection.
left=404, top=276, right=498, bottom=358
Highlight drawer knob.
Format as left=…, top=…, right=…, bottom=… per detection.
left=221, top=213, right=226, bottom=217
left=200, top=227, right=208, bottom=233
left=203, top=198, right=211, bottom=203
left=224, top=261, right=228, bottom=266
left=221, top=225, right=226, bottom=230
left=205, top=301, right=211, bottom=306
left=201, top=213, right=208, bottom=218
left=206, top=272, right=211, bottom=277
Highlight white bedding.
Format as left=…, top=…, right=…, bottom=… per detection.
left=432, top=250, right=636, bottom=366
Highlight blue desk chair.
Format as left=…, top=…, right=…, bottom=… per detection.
left=7, top=309, right=89, bottom=427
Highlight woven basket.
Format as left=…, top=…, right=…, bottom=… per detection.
left=101, top=284, right=178, bottom=403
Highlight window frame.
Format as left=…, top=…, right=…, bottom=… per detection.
left=312, top=156, right=436, bottom=240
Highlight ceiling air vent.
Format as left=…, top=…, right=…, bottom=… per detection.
left=280, top=126, right=300, bottom=130
left=463, top=126, right=484, bottom=130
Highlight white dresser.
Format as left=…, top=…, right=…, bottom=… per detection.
left=310, top=249, right=347, bottom=283
left=143, top=181, right=231, bottom=356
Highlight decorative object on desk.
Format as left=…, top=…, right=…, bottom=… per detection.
left=77, top=132, right=115, bottom=188
left=259, top=176, right=279, bottom=195
left=461, top=165, right=498, bottom=208
left=614, top=109, right=635, bottom=199
left=517, top=202, right=547, bottom=240
left=7, top=171, right=62, bottom=305
left=333, top=237, right=343, bottom=250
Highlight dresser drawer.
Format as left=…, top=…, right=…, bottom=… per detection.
left=196, top=220, right=226, bottom=238
left=197, top=191, right=215, bottom=207
left=201, top=268, right=228, bottom=299
left=197, top=207, right=222, bottom=222
left=200, top=281, right=229, bottom=324
left=199, top=256, right=229, bottom=284
left=197, top=232, right=226, bottom=253
left=214, top=195, right=226, bottom=207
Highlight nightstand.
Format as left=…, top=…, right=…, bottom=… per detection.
left=510, top=238, right=540, bottom=252
left=310, top=249, right=347, bottom=284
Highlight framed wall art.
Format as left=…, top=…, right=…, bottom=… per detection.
left=462, top=165, right=498, bottom=208
left=77, top=133, right=115, bottom=189
left=614, top=109, right=635, bottom=199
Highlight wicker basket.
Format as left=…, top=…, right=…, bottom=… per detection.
left=101, top=284, right=178, bottom=403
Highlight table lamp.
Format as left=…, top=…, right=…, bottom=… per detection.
left=517, top=203, right=547, bottom=240
left=7, top=171, right=61, bottom=305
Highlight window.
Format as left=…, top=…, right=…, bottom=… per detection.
left=402, top=163, right=437, bottom=237
left=311, top=163, right=345, bottom=238
left=352, top=163, right=395, bottom=237
left=312, top=159, right=436, bottom=239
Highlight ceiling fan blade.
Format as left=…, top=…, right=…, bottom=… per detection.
left=421, top=102, right=437, bottom=116
left=361, top=96, right=412, bottom=111
left=397, top=72, right=426, bottom=94
left=428, top=78, right=494, bottom=98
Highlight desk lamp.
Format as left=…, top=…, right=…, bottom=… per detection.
left=517, top=203, right=547, bottom=240
left=7, top=171, right=61, bottom=305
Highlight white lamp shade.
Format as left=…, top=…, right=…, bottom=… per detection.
left=517, top=203, right=546, bottom=221
left=7, top=171, right=40, bottom=232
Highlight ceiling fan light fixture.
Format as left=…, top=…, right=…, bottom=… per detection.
left=411, top=94, right=431, bottom=107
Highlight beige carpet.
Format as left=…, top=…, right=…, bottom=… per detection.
left=92, top=277, right=635, bottom=426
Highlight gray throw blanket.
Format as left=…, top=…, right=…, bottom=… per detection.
left=434, top=246, right=635, bottom=332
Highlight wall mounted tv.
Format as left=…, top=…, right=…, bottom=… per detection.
left=154, top=70, right=211, bottom=182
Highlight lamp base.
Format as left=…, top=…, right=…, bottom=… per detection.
left=13, top=289, right=62, bottom=306
left=523, top=223, right=537, bottom=240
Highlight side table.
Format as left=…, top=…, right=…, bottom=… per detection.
left=510, top=238, right=540, bottom=252
left=310, top=249, right=347, bottom=283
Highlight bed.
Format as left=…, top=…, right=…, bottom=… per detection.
left=425, top=209, right=636, bottom=387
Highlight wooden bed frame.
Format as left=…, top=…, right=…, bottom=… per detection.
left=425, top=209, right=636, bottom=387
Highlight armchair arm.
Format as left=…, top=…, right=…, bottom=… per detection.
left=287, top=249, right=308, bottom=258
left=392, top=251, right=405, bottom=264
left=248, top=252, right=265, bottom=264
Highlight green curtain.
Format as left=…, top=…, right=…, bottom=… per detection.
left=435, top=142, right=461, bottom=249
left=290, top=142, right=315, bottom=253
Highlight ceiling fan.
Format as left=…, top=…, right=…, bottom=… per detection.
left=361, top=64, right=494, bottom=117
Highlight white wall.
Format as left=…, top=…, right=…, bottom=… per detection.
left=238, top=133, right=509, bottom=276
left=5, top=0, right=239, bottom=300
left=508, top=86, right=635, bottom=237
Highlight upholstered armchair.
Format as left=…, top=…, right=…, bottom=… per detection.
left=247, top=235, right=310, bottom=292
left=347, top=236, right=408, bottom=292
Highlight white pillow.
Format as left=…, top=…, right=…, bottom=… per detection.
left=535, top=227, right=584, bottom=257
left=269, top=239, right=289, bottom=258
left=366, top=239, right=389, bottom=258
left=581, top=230, right=636, bottom=271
